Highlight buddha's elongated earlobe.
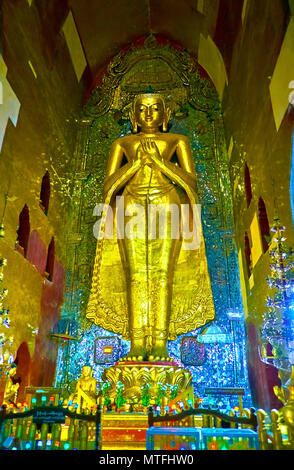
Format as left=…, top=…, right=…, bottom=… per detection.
left=163, top=107, right=171, bottom=132
left=130, top=109, right=138, bottom=133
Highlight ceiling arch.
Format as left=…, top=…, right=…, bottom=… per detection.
left=60, top=0, right=236, bottom=102
left=68, top=0, right=221, bottom=76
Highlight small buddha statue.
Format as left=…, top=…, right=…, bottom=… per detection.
left=69, top=365, right=97, bottom=412
left=87, top=93, right=215, bottom=362
left=3, top=364, right=19, bottom=405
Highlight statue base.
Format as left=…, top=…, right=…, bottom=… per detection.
left=101, top=412, right=149, bottom=450
left=101, top=360, right=194, bottom=411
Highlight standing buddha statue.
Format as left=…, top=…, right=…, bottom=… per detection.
left=86, top=93, right=215, bottom=362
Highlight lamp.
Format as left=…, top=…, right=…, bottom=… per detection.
left=198, top=323, right=231, bottom=344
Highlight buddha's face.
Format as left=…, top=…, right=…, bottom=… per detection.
left=9, top=367, right=16, bottom=377
left=134, top=95, right=165, bottom=131
left=82, top=366, right=92, bottom=378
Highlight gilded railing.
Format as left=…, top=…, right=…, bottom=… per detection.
left=0, top=403, right=101, bottom=450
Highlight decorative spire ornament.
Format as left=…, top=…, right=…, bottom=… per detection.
left=0, top=255, right=14, bottom=354
left=260, top=215, right=294, bottom=371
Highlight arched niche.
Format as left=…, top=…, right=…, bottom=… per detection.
left=40, top=170, right=51, bottom=215
left=58, top=35, right=249, bottom=402
left=16, top=204, right=30, bottom=257
left=45, top=237, right=55, bottom=282
left=244, top=163, right=252, bottom=209
left=244, top=232, right=252, bottom=279
left=258, top=197, right=270, bottom=253
left=14, top=342, right=31, bottom=403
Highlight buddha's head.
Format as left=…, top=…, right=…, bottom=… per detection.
left=131, top=93, right=170, bottom=133
left=82, top=366, right=92, bottom=378
left=9, top=364, right=17, bottom=377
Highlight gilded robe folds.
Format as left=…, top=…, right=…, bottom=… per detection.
left=86, top=156, right=215, bottom=341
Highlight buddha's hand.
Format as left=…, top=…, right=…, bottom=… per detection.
left=139, top=138, right=161, bottom=165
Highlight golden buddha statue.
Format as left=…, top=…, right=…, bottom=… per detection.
left=69, top=365, right=97, bottom=412
left=3, top=364, right=19, bottom=405
left=87, top=93, right=215, bottom=362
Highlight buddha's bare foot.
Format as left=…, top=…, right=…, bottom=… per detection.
left=123, top=340, right=147, bottom=361
left=148, top=355, right=173, bottom=362
left=119, top=355, right=145, bottom=362
left=120, top=346, right=147, bottom=362
left=150, top=342, right=169, bottom=361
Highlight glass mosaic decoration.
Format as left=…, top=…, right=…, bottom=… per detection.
left=94, top=336, right=121, bottom=365
left=181, top=336, right=206, bottom=366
